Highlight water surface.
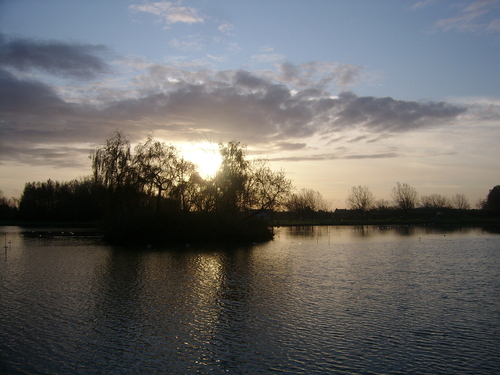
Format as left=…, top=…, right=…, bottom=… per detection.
left=1, top=225, right=499, bottom=374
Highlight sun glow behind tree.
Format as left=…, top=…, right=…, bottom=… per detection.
left=182, top=142, right=222, bottom=179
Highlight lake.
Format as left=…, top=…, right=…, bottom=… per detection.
left=1, top=225, right=499, bottom=374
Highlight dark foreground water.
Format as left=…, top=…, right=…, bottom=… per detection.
left=1, top=225, right=499, bottom=374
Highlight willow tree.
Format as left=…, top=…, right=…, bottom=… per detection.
left=90, top=131, right=134, bottom=190
left=212, top=141, right=292, bottom=219
left=133, top=136, right=181, bottom=212
left=214, top=141, right=251, bottom=217
left=90, top=131, right=138, bottom=215
left=170, top=157, right=198, bottom=212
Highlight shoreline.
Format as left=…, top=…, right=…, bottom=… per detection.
left=2, top=217, right=500, bottom=230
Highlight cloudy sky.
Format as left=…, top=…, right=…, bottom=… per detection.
left=1, top=0, right=499, bottom=208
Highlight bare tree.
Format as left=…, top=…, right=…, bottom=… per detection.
left=476, top=198, right=487, bottom=210
left=420, top=194, right=451, bottom=209
left=451, top=193, right=470, bottom=210
left=375, top=199, right=392, bottom=210
left=246, top=158, right=293, bottom=216
left=391, top=182, right=418, bottom=210
left=285, top=188, right=329, bottom=218
left=346, top=185, right=375, bottom=212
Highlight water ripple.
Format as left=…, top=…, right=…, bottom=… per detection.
left=1, top=226, right=499, bottom=374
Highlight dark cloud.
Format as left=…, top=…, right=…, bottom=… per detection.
left=279, top=62, right=301, bottom=84
left=107, top=70, right=466, bottom=144
left=0, top=69, right=123, bottom=167
left=0, top=142, right=91, bottom=168
left=0, top=34, right=112, bottom=79
left=0, top=69, right=68, bottom=114
left=331, top=91, right=467, bottom=132
left=233, top=70, right=269, bottom=89
left=0, top=61, right=467, bottom=169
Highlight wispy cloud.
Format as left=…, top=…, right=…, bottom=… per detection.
left=218, top=23, right=234, bottom=35
left=259, top=45, right=275, bottom=53
left=270, top=152, right=399, bottom=162
left=277, top=61, right=363, bottom=89
left=275, top=142, right=307, bottom=151
left=227, top=43, right=242, bottom=53
left=411, top=0, right=439, bottom=10
left=169, top=36, right=205, bottom=51
left=432, top=0, right=500, bottom=35
left=251, top=53, right=286, bottom=64
left=207, top=54, right=227, bottom=63
left=129, top=1, right=205, bottom=25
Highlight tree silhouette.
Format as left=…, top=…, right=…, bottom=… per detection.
left=90, top=131, right=139, bottom=216
left=214, top=141, right=251, bottom=217
left=420, top=194, right=451, bottom=209
left=485, top=185, right=500, bottom=212
left=133, top=135, right=194, bottom=213
left=0, top=190, right=18, bottom=220
left=18, top=178, right=99, bottom=221
left=346, top=185, right=375, bottom=212
left=391, top=182, right=418, bottom=211
left=246, top=158, right=292, bottom=217
left=451, top=193, right=470, bottom=210
left=91, top=131, right=134, bottom=190
left=285, top=188, right=329, bottom=219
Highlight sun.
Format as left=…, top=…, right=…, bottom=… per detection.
left=184, top=143, right=222, bottom=178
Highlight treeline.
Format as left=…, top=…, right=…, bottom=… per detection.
left=2, top=132, right=294, bottom=243
left=0, top=191, right=19, bottom=221
left=345, top=183, right=500, bottom=212
left=1, top=132, right=499, bottom=238
left=18, top=178, right=99, bottom=222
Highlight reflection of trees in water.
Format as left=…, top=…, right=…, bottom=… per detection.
left=287, top=225, right=327, bottom=237
left=88, top=245, right=293, bottom=372
left=90, top=249, right=146, bottom=352
left=176, top=246, right=293, bottom=370
left=281, top=225, right=485, bottom=242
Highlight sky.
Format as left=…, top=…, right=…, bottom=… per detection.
left=0, top=0, right=499, bottom=208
